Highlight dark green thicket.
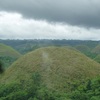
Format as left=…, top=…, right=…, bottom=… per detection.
left=0, top=60, right=4, bottom=73
left=0, top=56, right=17, bottom=68
left=0, top=72, right=69, bottom=100
left=0, top=75, right=100, bottom=100
left=70, top=77, right=100, bottom=100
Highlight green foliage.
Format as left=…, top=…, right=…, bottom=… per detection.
left=0, top=83, right=23, bottom=97
left=0, top=72, right=69, bottom=100
left=0, top=72, right=100, bottom=100
left=0, top=60, right=4, bottom=73
left=84, top=52, right=97, bottom=59
left=0, top=56, right=17, bottom=68
left=0, top=43, right=21, bottom=68
left=70, top=77, right=100, bottom=100
left=32, top=72, right=41, bottom=86
left=0, top=91, right=28, bottom=100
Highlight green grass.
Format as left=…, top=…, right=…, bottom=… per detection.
left=0, top=43, right=21, bottom=58
left=0, top=46, right=100, bottom=92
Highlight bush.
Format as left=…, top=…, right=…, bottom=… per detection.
left=70, top=77, right=100, bottom=100
left=0, top=60, right=4, bottom=73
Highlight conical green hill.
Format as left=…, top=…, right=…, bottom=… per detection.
left=0, top=47, right=100, bottom=91
left=0, top=43, right=21, bottom=58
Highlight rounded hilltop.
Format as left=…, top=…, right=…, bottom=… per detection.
left=0, top=46, right=100, bottom=91
left=0, top=43, right=21, bottom=58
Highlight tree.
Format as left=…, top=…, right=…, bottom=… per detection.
left=0, top=60, right=4, bottom=73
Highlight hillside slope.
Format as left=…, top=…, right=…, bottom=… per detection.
left=0, top=46, right=100, bottom=91
left=0, top=43, right=21, bottom=68
left=0, top=43, right=21, bottom=58
left=92, top=44, right=100, bottom=54
left=94, top=55, right=100, bottom=63
left=75, top=45, right=90, bottom=53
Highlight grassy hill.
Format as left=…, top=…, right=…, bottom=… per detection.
left=0, top=43, right=21, bottom=68
left=0, top=43, right=21, bottom=58
left=0, top=46, right=100, bottom=92
left=75, top=45, right=98, bottom=59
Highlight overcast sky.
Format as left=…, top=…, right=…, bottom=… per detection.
left=0, top=0, right=100, bottom=40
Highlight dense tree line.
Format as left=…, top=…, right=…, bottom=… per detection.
left=0, top=72, right=100, bottom=100
left=70, top=78, right=100, bottom=100
left=0, top=72, right=69, bottom=100
left=0, top=39, right=100, bottom=49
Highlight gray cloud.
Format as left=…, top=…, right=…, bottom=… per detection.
left=0, top=0, right=100, bottom=28
left=0, top=12, right=100, bottom=40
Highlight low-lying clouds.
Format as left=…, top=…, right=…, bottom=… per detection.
left=0, top=12, right=100, bottom=40
left=0, top=0, right=100, bottom=28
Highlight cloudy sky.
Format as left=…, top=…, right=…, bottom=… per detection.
left=0, top=0, right=100, bottom=40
